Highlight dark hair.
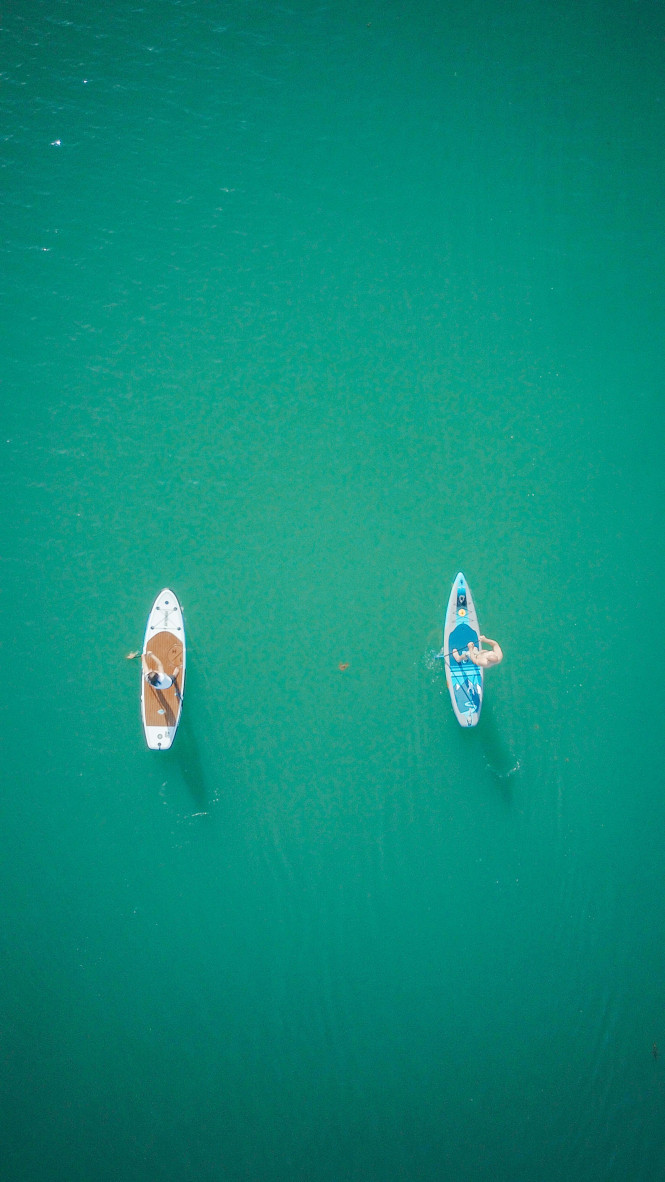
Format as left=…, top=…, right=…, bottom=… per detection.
left=147, top=671, right=160, bottom=685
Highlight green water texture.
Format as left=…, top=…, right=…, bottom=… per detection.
left=2, top=1, right=665, bottom=1179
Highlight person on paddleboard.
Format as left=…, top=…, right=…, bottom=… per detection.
left=452, top=635, right=503, bottom=668
left=140, top=650, right=179, bottom=690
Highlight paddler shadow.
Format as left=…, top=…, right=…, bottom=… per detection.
left=476, top=700, right=520, bottom=798
left=172, top=706, right=208, bottom=811
left=153, top=689, right=176, bottom=729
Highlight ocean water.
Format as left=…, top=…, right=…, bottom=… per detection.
left=2, top=1, right=665, bottom=1179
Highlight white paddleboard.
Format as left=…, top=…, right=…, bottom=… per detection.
left=140, top=588, right=186, bottom=750
left=443, top=572, right=483, bottom=727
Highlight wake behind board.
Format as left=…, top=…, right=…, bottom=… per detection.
left=141, top=588, right=186, bottom=750
left=443, top=572, right=483, bottom=727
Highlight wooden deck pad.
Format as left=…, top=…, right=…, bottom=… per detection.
left=144, top=630, right=183, bottom=729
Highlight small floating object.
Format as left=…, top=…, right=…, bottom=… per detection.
left=140, top=588, right=186, bottom=751
left=338, top=662, right=349, bottom=671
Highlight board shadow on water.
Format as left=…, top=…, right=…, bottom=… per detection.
left=441, top=684, right=519, bottom=803
left=476, top=698, right=520, bottom=796
left=425, top=649, right=519, bottom=801
left=172, top=705, right=208, bottom=811
left=170, top=660, right=241, bottom=820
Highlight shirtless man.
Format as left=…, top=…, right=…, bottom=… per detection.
left=452, top=635, right=503, bottom=668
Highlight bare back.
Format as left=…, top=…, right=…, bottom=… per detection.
left=467, top=637, right=503, bottom=668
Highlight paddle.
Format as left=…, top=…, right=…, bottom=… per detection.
left=171, top=667, right=183, bottom=703
left=433, top=650, right=473, bottom=664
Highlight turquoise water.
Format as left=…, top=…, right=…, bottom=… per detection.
left=2, top=1, right=665, bottom=1178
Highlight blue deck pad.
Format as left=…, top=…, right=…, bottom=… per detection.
left=454, top=679, right=482, bottom=713
left=448, top=622, right=478, bottom=659
left=448, top=621, right=482, bottom=714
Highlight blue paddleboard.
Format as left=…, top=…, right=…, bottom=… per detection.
left=442, top=572, right=483, bottom=726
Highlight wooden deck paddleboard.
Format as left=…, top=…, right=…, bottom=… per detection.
left=140, top=588, right=185, bottom=750
left=443, top=572, right=483, bottom=727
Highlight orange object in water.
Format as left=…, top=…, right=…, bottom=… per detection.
left=338, top=662, right=350, bottom=671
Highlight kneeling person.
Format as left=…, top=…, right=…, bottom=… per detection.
left=452, top=635, right=503, bottom=668
left=141, top=650, right=179, bottom=690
